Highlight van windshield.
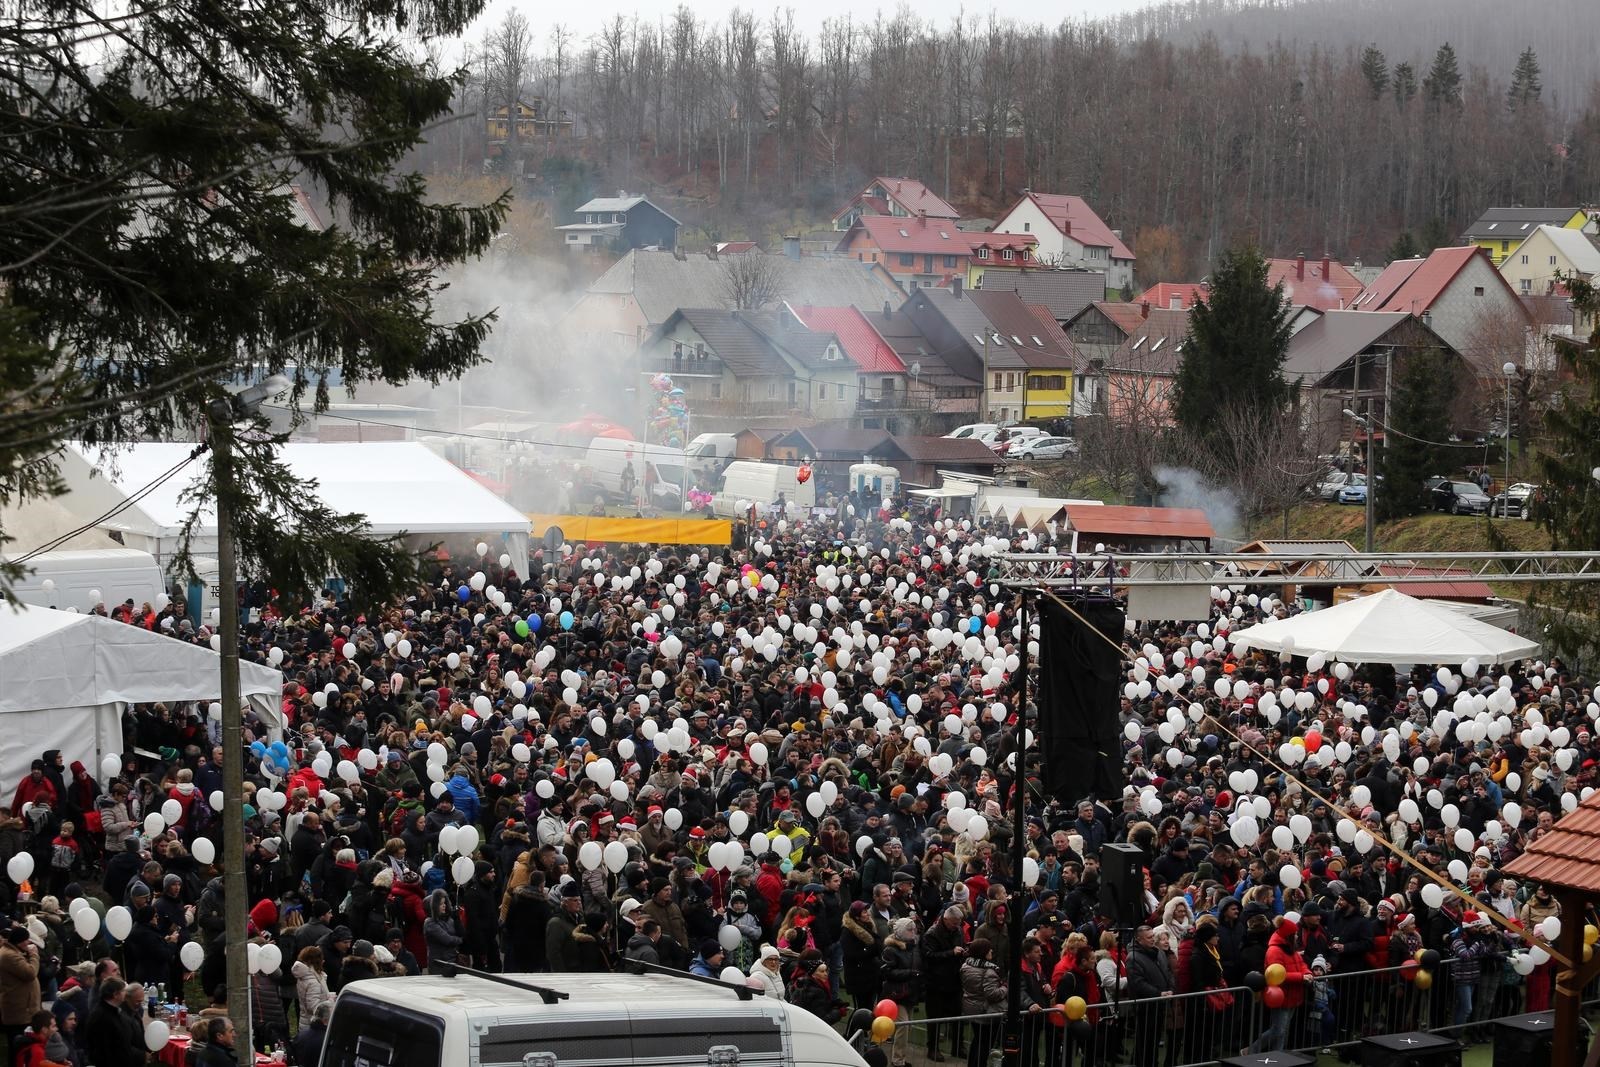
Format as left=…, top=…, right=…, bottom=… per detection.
left=322, top=995, right=443, bottom=1067
left=652, top=463, right=686, bottom=486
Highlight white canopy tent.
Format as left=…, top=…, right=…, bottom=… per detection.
left=56, top=441, right=532, bottom=578
left=0, top=605, right=284, bottom=788
left=1228, top=588, right=1540, bottom=665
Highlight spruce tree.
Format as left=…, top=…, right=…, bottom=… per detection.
left=1528, top=274, right=1600, bottom=659
left=1171, top=248, right=1295, bottom=470
left=0, top=0, right=509, bottom=602
left=1393, top=62, right=1419, bottom=109
left=1361, top=46, right=1390, bottom=100
left=1376, top=350, right=1455, bottom=520
left=1424, top=44, right=1463, bottom=108
left=1507, top=47, right=1543, bottom=110
left=1387, top=231, right=1423, bottom=262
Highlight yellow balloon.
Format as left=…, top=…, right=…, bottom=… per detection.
left=1290, top=737, right=1305, bottom=747
left=1414, top=948, right=1427, bottom=963
left=1586, top=944, right=1595, bottom=963
left=1064, top=996, right=1087, bottom=1022
left=1586, top=925, right=1599, bottom=946
left=1265, top=963, right=1286, bottom=987
left=870, top=1016, right=895, bottom=1044
left=1414, top=970, right=1433, bottom=990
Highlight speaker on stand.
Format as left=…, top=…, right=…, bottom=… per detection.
left=1098, top=842, right=1146, bottom=929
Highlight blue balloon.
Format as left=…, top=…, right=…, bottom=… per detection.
left=250, top=741, right=267, bottom=757
left=457, top=585, right=470, bottom=602
left=269, top=741, right=289, bottom=758
left=528, top=615, right=542, bottom=632
left=969, top=617, right=982, bottom=634
left=559, top=610, right=574, bottom=631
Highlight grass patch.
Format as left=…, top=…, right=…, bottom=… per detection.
left=1254, top=502, right=1552, bottom=554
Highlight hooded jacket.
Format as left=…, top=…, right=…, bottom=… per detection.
left=1263, top=920, right=1312, bottom=1009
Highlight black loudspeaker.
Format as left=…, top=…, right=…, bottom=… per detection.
left=1493, top=1012, right=1555, bottom=1067
left=1219, top=1053, right=1316, bottom=1067
left=1098, top=842, right=1145, bottom=928
left=1360, top=1031, right=1462, bottom=1067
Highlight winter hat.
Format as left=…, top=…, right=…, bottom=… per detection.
left=559, top=882, right=582, bottom=899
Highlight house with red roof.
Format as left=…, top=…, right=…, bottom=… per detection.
left=1136, top=282, right=1209, bottom=311
left=832, top=176, right=960, bottom=231
left=1264, top=253, right=1366, bottom=311
left=1350, top=245, right=1531, bottom=369
left=835, top=214, right=989, bottom=289
left=791, top=304, right=936, bottom=431
left=990, top=191, right=1136, bottom=293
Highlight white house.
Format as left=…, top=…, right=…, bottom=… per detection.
left=1500, top=224, right=1600, bottom=296
left=990, top=191, right=1136, bottom=293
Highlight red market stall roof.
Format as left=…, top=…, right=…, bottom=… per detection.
left=1505, top=790, right=1600, bottom=893
left=1061, top=504, right=1214, bottom=543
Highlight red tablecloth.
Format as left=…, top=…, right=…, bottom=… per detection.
left=159, top=1033, right=276, bottom=1067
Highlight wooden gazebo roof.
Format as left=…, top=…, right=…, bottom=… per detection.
left=1504, top=791, right=1600, bottom=893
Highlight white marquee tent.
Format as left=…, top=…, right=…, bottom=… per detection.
left=56, top=441, right=531, bottom=578
left=1228, top=588, right=1540, bottom=665
left=0, top=605, right=284, bottom=788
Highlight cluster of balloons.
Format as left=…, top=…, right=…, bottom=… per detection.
left=647, top=373, right=688, bottom=449
left=869, top=998, right=899, bottom=1043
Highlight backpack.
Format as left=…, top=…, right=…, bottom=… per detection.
left=51, top=842, right=75, bottom=870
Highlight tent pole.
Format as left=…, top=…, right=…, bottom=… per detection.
left=210, top=416, right=253, bottom=1051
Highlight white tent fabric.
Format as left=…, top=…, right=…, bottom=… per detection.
left=58, top=442, right=531, bottom=576
left=1228, top=588, right=1540, bottom=665
left=0, top=605, right=284, bottom=788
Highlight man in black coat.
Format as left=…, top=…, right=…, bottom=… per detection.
left=920, top=906, right=967, bottom=1061
left=292, top=1003, right=331, bottom=1067
left=84, top=979, right=142, bottom=1067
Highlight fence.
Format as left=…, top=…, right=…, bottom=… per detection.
left=886, top=963, right=1599, bottom=1067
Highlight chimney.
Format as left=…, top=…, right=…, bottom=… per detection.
left=1322, top=251, right=1331, bottom=278
left=618, top=189, right=626, bottom=199
left=882, top=301, right=892, bottom=321
left=952, top=276, right=963, bottom=298
left=1063, top=220, right=1071, bottom=237
left=782, top=234, right=800, bottom=261
left=1140, top=301, right=1149, bottom=319
left=1296, top=252, right=1306, bottom=281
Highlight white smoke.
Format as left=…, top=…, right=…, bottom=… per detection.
left=1152, top=465, right=1243, bottom=542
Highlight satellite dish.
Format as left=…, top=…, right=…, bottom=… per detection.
left=909, top=361, right=922, bottom=376
left=543, top=526, right=564, bottom=554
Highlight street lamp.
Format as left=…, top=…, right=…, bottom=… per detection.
left=1343, top=407, right=1375, bottom=552
left=205, top=372, right=289, bottom=1053
left=1502, top=361, right=1518, bottom=517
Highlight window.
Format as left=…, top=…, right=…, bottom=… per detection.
left=977, top=247, right=990, bottom=260
left=898, top=228, right=910, bottom=238
left=1005, top=372, right=1016, bottom=390
left=586, top=213, right=594, bottom=224
left=1023, top=221, right=1031, bottom=232
left=1132, top=336, right=1146, bottom=351
left=615, top=213, right=624, bottom=223
left=1031, top=336, right=1043, bottom=346
left=944, top=255, right=958, bottom=268
left=836, top=383, right=846, bottom=399
left=1151, top=337, right=1166, bottom=351
left=1551, top=255, right=1559, bottom=265
left=1520, top=278, right=1532, bottom=293
left=566, top=234, right=578, bottom=242
left=1473, top=286, right=1485, bottom=296
left=993, top=372, right=1003, bottom=391
left=768, top=382, right=777, bottom=398
left=1002, top=248, right=1014, bottom=261
left=1501, top=239, right=1509, bottom=251
left=1521, top=254, right=1529, bottom=264
left=899, top=253, right=915, bottom=267
left=709, top=382, right=722, bottom=399
left=696, top=343, right=706, bottom=359
left=819, top=383, right=826, bottom=399
left=939, top=231, right=951, bottom=240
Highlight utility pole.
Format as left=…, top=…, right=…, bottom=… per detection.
left=206, top=374, right=287, bottom=1053
left=206, top=409, right=252, bottom=1052
left=1364, top=401, right=1376, bottom=553
left=1001, top=590, right=1029, bottom=1067
left=1502, top=361, right=1517, bottom=515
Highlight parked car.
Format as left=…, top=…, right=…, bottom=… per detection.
left=1336, top=478, right=1368, bottom=505
left=991, top=426, right=1046, bottom=454
left=1009, top=435, right=1078, bottom=459
left=945, top=423, right=999, bottom=442
left=1491, top=482, right=1539, bottom=518
left=1425, top=476, right=1492, bottom=515
left=1314, top=471, right=1358, bottom=500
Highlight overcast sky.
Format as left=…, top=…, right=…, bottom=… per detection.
left=457, top=0, right=1161, bottom=49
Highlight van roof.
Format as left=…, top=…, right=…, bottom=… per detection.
left=343, top=971, right=767, bottom=1012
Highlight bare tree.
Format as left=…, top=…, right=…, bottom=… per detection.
left=484, top=12, right=534, bottom=170
left=1168, top=398, right=1335, bottom=534
left=719, top=253, right=788, bottom=310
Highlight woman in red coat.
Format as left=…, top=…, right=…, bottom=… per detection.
left=1247, top=916, right=1311, bottom=1053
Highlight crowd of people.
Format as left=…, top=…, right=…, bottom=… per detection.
left=3, top=506, right=1595, bottom=1067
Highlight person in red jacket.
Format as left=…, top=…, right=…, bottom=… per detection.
left=1247, top=915, right=1311, bottom=1053
left=754, top=855, right=785, bottom=934
left=14, top=1010, right=68, bottom=1067
left=10, top=762, right=55, bottom=817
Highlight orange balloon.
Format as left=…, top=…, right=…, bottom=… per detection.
left=1265, top=963, right=1286, bottom=987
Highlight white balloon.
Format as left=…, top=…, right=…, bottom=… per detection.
left=451, top=856, right=475, bottom=884
left=603, top=841, right=629, bottom=873
left=144, top=1021, right=170, bottom=1053
left=180, top=940, right=204, bottom=971
left=73, top=908, right=99, bottom=941
left=192, top=838, right=216, bottom=864
left=5, top=853, right=33, bottom=884
left=105, top=905, right=133, bottom=941
left=1280, top=865, right=1303, bottom=890
left=578, top=841, right=603, bottom=870
left=1420, top=883, right=1445, bottom=908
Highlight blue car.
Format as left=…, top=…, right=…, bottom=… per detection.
left=1336, top=476, right=1368, bottom=505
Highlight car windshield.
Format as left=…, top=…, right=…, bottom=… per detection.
left=1452, top=482, right=1479, bottom=494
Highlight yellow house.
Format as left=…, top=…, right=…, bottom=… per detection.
left=1462, top=206, right=1593, bottom=265
left=487, top=98, right=573, bottom=143
left=1500, top=224, right=1600, bottom=296
left=1023, top=370, right=1072, bottom=419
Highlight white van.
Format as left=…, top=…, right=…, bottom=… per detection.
left=4, top=548, right=168, bottom=612
left=320, top=970, right=868, bottom=1067
left=686, top=433, right=737, bottom=461
left=711, top=462, right=816, bottom=517
left=944, top=423, right=999, bottom=444
left=585, top=438, right=690, bottom=509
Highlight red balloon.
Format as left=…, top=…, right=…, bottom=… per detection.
left=985, top=610, right=1000, bottom=628
left=796, top=464, right=812, bottom=484
left=1400, top=959, right=1420, bottom=982
left=1303, top=730, right=1323, bottom=754
left=1262, top=985, right=1286, bottom=1009
left=874, top=998, right=898, bottom=1019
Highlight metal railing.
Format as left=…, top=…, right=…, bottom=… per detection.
left=882, top=963, right=1598, bottom=1067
